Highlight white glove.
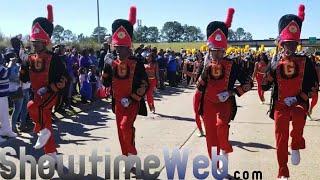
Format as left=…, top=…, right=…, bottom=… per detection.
left=37, top=87, right=48, bottom=96
left=121, top=98, right=130, bottom=108
left=217, top=91, right=229, bottom=102
left=104, top=53, right=113, bottom=65
left=19, top=48, right=28, bottom=63
left=284, top=97, right=297, bottom=107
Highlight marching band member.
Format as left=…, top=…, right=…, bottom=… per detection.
left=19, top=5, right=68, bottom=167
left=101, top=6, right=149, bottom=172
left=252, top=52, right=269, bottom=104
left=261, top=5, right=318, bottom=179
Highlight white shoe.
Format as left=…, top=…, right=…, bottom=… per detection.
left=218, top=150, right=228, bottom=170
left=197, top=129, right=205, bottom=137
left=291, top=150, right=300, bottom=165
left=0, top=137, right=6, bottom=143
left=278, top=176, right=288, bottom=180
left=0, top=130, right=18, bottom=138
left=43, top=152, right=57, bottom=169
left=34, top=128, right=51, bottom=149
left=122, top=153, right=135, bottom=173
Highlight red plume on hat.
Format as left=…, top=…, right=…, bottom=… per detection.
left=47, top=4, right=54, bottom=23
left=206, top=8, right=235, bottom=50
left=298, top=4, right=305, bottom=22
left=129, top=6, right=137, bottom=26
left=112, top=6, right=137, bottom=47
left=225, top=8, right=235, bottom=28
left=30, top=4, right=54, bottom=45
left=278, top=4, right=305, bottom=46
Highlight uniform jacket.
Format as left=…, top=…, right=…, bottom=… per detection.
left=261, top=54, right=319, bottom=119
left=197, top=58, right=253, bottom=120
left=19, top=50, right=68, bottom=107
left=102, top=56, right=149, bottom=116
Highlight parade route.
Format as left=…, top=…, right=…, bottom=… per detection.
left=0, top=84, right=320, bottom=180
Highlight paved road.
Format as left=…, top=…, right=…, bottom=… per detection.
left=0, top=84, right=319, bottom=180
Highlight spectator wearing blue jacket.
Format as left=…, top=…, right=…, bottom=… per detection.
left=79, top=48, right=93, bottom=70
left=166, top=49, right=177, bottom=87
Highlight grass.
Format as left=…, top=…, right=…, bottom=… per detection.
left=133, top=42, right=206, bottom=52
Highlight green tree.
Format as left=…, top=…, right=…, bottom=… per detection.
left=233, top=27, right=253, bottom=41
left=63, top=29, right=77, bottom=43
left=228, top=29, right=236, bottom=41
left=146, top=26, right=159, bottom=42
left=182, top=25, right=204, bottom=42
left=0, top=31, right=4, bottom=41
left=52, top=25, right=65, bottom=43
left=133, top=26, right=160, bottom=43
left=91, top=27, right=108, bottom=42
left=133, top=26, right=149, bottom=43
left=161, top=21, right=184, bottom=42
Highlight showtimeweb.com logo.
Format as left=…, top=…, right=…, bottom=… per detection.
left=0, top=146, right=262, bottom=179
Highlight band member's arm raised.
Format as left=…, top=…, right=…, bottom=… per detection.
left=47, top=53, right=68, bottom=93
left=233, top=62, right=253, bottom=97
left=261, top=62, right=276, bottom=91
left=129, top=60, right=149, bottom=102
left=296, top=57, right=319, bottom=102
left=101, top=63, right=112, bottom=87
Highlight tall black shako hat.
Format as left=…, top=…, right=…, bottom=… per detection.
left=278, top=4, right=305, bottom=46
left=30, top=5, right=54, bottom=45
left=112, top=6, right=137, bottom=47
left=206, top=8, right=235, bottom=50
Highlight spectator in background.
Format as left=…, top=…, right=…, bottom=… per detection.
left=99, top=42, right=111, bottom=73
left=7, top=52, right=23, bottom=133
left=64, top=48, right=76, bottom=108
left=79, top=67, right=91, bottom=104
left=166, top=49, right=177, bottom=87
left=0, top=53, right=18, bottom=139
left=88, top=65, right=98, bottom=101
left=88, top=48, right=99, bottom=69
left=6, top=48, right=31, bottom=132
left=79, top=48, right=92, bottom=70
left=156, top=49, right=167, bottom=90
left=175, top=53, right=183, bottom=84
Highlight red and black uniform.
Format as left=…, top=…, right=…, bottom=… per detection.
left=145, top=63, right=157, bottom=110
left=102, top=56, right=149, bottom=156
left=19, top=5, right=68, bottom=154
left=193, top=60, right=205, bottom=132
left=262, top=55, right=318, bottom=177
left=20, top=51, right=67, bottom=154
left=309, top=56, right=320, bottom=113
left=198, top=58, right=252, bottom=158
left=198, top=8, right=253, bottom=159
left=255, top=62, right=268, bottom=102
left=102, top=6, right=149, bottom=156
left=261, top=5, right=319, bottom=178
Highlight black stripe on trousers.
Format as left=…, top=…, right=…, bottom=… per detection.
left=38, top=93, right=57, bottom=129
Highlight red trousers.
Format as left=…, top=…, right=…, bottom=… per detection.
left=310, top=92, right=318, bottom=111
left=203, top=97, right=233, bottom=159
left=256, top=73, right=265, bottom=102
left=146, top=79, right=156, bottom=108
left=115, top=101, right=139, bottom=156
left=193, top=90, right=203, bottom=131
left=27, top=93, right=58, bottom=154
left=274, top=101, right=307, bottom=178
